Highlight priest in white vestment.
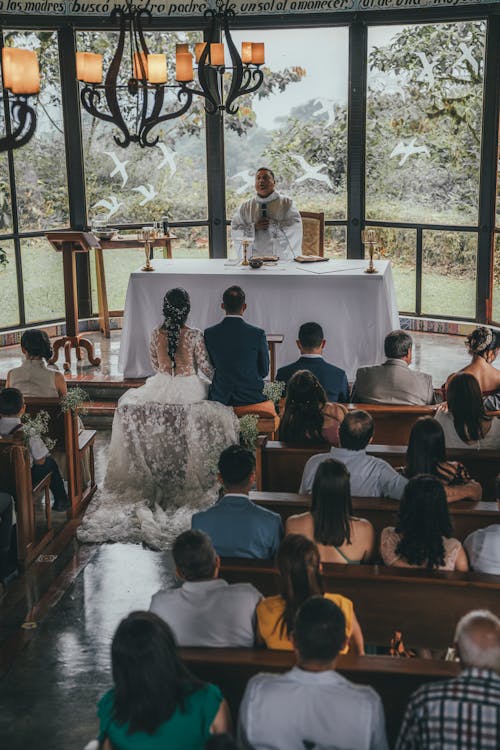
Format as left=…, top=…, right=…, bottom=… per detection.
left=231, top=167, right=303, bottom=260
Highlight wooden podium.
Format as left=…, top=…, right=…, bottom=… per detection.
left=46, top=231, right=102, bottom=371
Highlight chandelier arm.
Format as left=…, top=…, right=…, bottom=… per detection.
left=0, top=96, right=37, bottom=151
left=105, top=6, right=132, bottom=147
left=222, top=7, right=245, bottom=114
left=197, top=9, right=220, bottom=114
left=225, top=68, right=264, bottom=115
left=140, top=89, right=194, bottom=147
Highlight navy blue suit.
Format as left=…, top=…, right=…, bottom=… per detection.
left=204, top=317, right=269, bottom=406
left=277, top=355, right=349, bottom=403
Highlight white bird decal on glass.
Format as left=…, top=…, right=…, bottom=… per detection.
left=415, top=51, right=436, bottom=87
left=457, top=42, right=479, bottom=76
left=157, top=143, right=177, bottom=176
left=230, top=169, right=254, bottom=195
left=290, top=154, right=332, bottom=188
left=313, top=98, right=336, bottom=127
left=132, top=184, right=158, bottom=206
left=390, top=137, right=430, bottom=166
left=104, top=151, right=130, bottom=188
left=91, top=195, right=123, bottom=220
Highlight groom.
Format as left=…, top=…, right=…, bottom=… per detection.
left=204, top=286, right=269, bottom=406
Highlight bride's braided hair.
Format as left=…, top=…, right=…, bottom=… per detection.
left=161, top=288, right=190, bottom=370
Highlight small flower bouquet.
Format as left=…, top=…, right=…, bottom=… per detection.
left=60, top=386, right=90, bottom=415
left=239, top=414, right=259, bottom=451
left=21, top=410, right=56, bottom=452
left=263, top=380, right=285, bottom=405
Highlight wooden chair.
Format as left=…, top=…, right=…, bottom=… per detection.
left=300, top=211, right=325, bottom=256
left=219, top=558, right=500, bottom=651
left=0, top=433, right=53, bottom=568
left=250, top=491, right=500, bottom=544
left=24, top=397, right=97, bottom=518
left=180, top=648, right=459, bottom=747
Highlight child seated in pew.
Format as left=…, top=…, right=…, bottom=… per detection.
left=380, top=475, right=468, bottom=572
left=256, top=534, right=365, bottom=654
left=0, top=388, right=70, bottom=512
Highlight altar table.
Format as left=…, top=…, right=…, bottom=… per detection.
left=119, top=259, right=400, bottom=380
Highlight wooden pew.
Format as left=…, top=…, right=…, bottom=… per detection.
left=0, top=433, right=53, bottom=568
left=256, top=438, right=500, bottom=496
left=249, top=491, right=500, bottom=543
left=180, top=648, right=459, bottom=747
left=348, top=403, right=436, bottom=444
left=24, top=397, right=97, bottom=518
left=219, top=558, right=500, bottom=652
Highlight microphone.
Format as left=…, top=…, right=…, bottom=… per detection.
left=261, top=203, right=267, bottom=219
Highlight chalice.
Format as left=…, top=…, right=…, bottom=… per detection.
left=139, top=226, right=156, bottom=272
left=241, top=239, right=250, bottom=266
left=362, top=228, right=379, bottom=274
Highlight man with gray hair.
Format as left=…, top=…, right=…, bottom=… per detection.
left=396, top=609, right=500, bottom=749
left=352, top=329, right=435, bottom=404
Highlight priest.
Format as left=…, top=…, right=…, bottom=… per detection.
left=231, top=167, right=303, bottom=260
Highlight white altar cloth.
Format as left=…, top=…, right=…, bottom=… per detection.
left=119, top=259, right=400, bottom=380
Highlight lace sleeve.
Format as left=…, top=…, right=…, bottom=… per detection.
left=150, top=328, right=160, bottom=372
left=193, top=330, right=214, bottom=380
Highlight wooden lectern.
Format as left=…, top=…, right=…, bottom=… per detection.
left=46, top=231, right=102, bottom=371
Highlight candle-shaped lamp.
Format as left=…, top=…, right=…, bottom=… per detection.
left=210, top=43, right=225, bottom=66
left=241, top=42, right=252, bottom=64
left=176, top=52, right=193, bottom=82
left=3, top=48, right=40, bottom=95
left=252, top=43, right=265, bottom=65
left=147, top=54, right=167, bottom=84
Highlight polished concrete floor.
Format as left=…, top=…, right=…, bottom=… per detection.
left=0, top=328, right=489, bottom=748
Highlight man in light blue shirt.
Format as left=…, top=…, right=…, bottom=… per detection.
left=192, top=445, right=282, bottom=558
left=300, top=409, right=408, bottom=499
left=238, top=596, right=389, bottom=750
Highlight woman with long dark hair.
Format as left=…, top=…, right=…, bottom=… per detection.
left=436, top=373, right=500, bottom=449
left=7, top=328, right=67, bottom=398
left=444, top=326, right=500, bottom=395
left=98, top=611, right=230, bottom=749
left=285, top=459, right=375, bottom=563
left=256, top=534, right=365, bottom=653
left=78, top=288, right=239, bottom=549
left=380, top=475, right=468, bottom=571
left=401, top=417, right=482, bottom=500
left=279, top=370, right=346, bottom=445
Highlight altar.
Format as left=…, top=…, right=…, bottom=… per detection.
left=119, top=258, right=400, bottom=380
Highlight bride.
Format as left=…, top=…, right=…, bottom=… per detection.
left=78, top=288, right=240, bottom=549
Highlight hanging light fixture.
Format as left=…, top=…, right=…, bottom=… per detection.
left=0, top=41, right=40, bottom=152
left=76, top=0, right=265, bottom=149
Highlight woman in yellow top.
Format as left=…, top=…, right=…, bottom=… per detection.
left=256, top=534, right=365, bottom=654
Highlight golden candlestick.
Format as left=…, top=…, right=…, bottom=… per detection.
left=241, top=239, right=250, bottom=266
left=139, top=227, right=156, bottom=272
left=361, top=228, right=379, bottom=274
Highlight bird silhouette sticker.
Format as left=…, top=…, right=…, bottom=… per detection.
left=132, top=184, right=158, bottom=206
left=291, top=154, right=332, bottom=188
left=390, top=138, right=430, bottom=166
left=104, top=151, right=130, bottom=188
left=157, top=143, right=177, bottom=176
left=92, top=195, right=123, bottom=220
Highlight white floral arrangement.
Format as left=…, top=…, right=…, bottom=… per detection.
left=263, top=380, right=285, bottom=404
left=0, top=246, right=8, bottom=270
left=21, top=410, right=56, bottom=452
left=60, top=386, right=90, bottom=415
left=239, top=414, right=259, bottom=451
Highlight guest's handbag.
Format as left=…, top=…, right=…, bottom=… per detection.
left=389, top=630, right=416, bottom=658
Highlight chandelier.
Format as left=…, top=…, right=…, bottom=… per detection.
left=76, top=0, right=265, bottom=148
left=0, top=42, right=40, bottom=152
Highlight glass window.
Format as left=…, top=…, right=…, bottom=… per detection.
left=78, top=30, right=208, bottom=228
left=371, top=227, right=417, bottom=313
left=366, top=21, right=486, bottom=225
left=225, top=28, right=348, bottom=222
left=491, top=233, right=500, bottom=324
left=0, top=241, right=19, bottom=328
left=21, top=237, right=65, bottom=323
left=421, top=230, right=477, bottom=318
left=5, top=30, right=69, bottom=232
left=325, top=226, right=347, bottom=260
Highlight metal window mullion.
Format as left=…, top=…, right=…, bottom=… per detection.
left=347, top=20, right=367, bottom=259
left=416, top=227, right=423, bottom=317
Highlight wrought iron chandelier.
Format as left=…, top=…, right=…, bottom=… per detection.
left=76, top=0, right=265, bottom=149
left=0, top=41, right=40, bottom=153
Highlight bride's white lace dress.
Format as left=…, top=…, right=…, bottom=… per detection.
left=78, top=326, right=239, bottom=549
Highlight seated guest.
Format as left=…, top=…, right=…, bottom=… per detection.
left=0, top=388, right=70, bottom=512
left=300, top=409, right=408, bottom=499
left=192, top=445, right=282, bottom=559
left=231, top=167, right=302, bottom=260
left=396, top=610, right=500, bottom=750
left=278, top=370, right=347, bottom=446
left=436, top=373, right=500, bottom=449
left=380, top=475, right=469, bottom=571
left=276, top=322, right=349, bottom=403
left=239, top=597, right=388, bottom=750
left=352, top=329, right=435, bottom=405
left=204, top=286, right=270, bottom=407
left=400, top=417, right=482, bottom=502
left=97, top=611, right=231, bottom=750
left=464, top=524, right=500, bottom=575
left=286, top=459, right=375, bottom=564
left=149, top=530, right=261, bottom=647
left=256, top=534, right=364, bottom=654
left=445, top=325, right=500, bottom=396
left=0, top=492, right=14, bottom=594
left=6, top=328, right=67, bottom=398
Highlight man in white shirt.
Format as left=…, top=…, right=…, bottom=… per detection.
left=149, top=529, right=262, bottom=647
left=464, top=521, right=500, bottom=575
left=300, top=410, right=408, bottom=499
left=231, top=167, right=302, bottom=260
left=238, top=596, right=389, bottom=750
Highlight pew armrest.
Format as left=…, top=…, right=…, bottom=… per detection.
left=79, top=429, right=96, bottom=452
left=32, top=471, right=52, bottom=495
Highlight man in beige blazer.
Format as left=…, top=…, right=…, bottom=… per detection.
left=351, top=330, right=435, bottom=405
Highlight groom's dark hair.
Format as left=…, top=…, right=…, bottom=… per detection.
left=218, top=445, right=255, bottom=489
left=173, top=530, right=217, bottom=580
left=222, top=286, right=245, bottom=314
